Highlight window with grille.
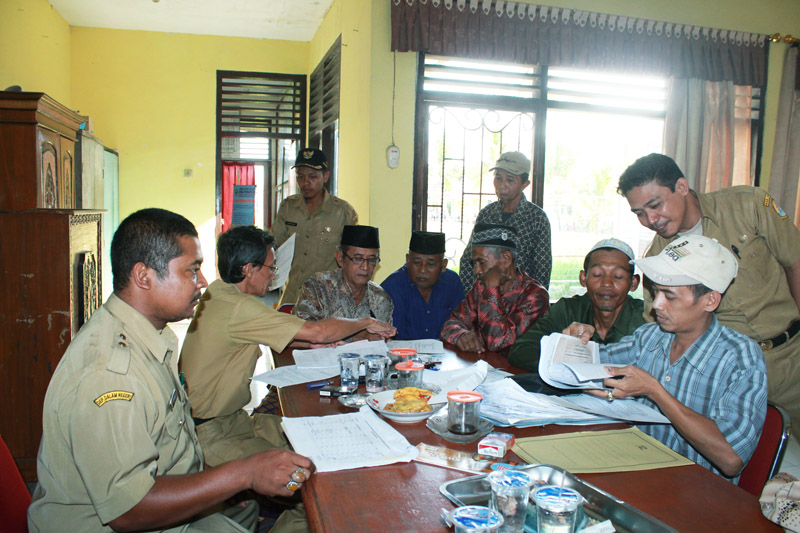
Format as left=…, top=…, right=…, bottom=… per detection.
left=216, top=70, right=306, bottom=229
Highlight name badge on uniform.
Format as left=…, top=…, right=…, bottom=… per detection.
left=285, top=221, right=297, bottom=227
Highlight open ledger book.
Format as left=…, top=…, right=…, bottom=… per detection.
left=539, top=333, right=611, bottom=390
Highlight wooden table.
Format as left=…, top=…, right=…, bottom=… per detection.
left=273, top=346, right=778, bottom=532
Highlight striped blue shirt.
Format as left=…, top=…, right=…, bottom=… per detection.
left=601, top=317, right=767, bottom=480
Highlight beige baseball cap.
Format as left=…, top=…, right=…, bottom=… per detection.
left=489, top=151, right=531, bottom=177
left=633, top=235, right=738, bottom=293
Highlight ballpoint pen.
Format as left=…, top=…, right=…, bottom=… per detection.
left=306, top=380, right=333, bottom=390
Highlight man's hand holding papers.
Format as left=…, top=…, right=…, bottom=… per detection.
left=538, top=333, right=610, bottom=390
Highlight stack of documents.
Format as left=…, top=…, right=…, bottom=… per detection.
left=477, top=379, right=669, bottom=427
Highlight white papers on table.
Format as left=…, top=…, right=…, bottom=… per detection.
left=269, top=233, right=296, bottom=291
left=387, top=339, right=446, bottom=354
left=425, top=360, right=490, bottom=404
left=539, top=333, right=609, bottom=390
left=292, top=340, right=388, bottom=368
left=477, top=379, right=616, bottom=427
left=281, top=406, right=418, bottom=472
left=477, top=379, right=669, bottom=427
left=550, top=394, right=669, bottom=424
left=251, top=365, right=339, bottom=388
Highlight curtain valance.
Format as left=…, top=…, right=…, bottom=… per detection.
left=391, top=0, right=768, bottom=86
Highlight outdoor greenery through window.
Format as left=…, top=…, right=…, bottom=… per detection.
left=416, top=55, right=665, bottom=300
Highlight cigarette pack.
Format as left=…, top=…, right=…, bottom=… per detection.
left=477, top=432, right=515, bottom=458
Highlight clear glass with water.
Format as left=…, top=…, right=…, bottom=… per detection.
left=363, top=354, right=389, bottom=393
left=339, top=353, right=361, bottom=394
left=485, top=470, right=532, bottom=533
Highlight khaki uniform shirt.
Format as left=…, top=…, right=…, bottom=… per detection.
left=180, top=280, right=304, bottom=419
left=273, top=191, right=358, bottom=305
left=644, top=187, right=800, bottom=340
left=644, top=187, right=800, bottom=426
left=28, top=295, right=244, bottom=532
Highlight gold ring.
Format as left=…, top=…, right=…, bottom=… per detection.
left=606, top=389, right=614, bottom=402
left=291, top=468, right=307, bottom=483
left=285, top=480, right=301, bottom=492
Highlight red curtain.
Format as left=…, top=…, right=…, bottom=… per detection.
left=221, top=162, right=255, bottom=232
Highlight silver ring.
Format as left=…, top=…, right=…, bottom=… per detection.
left=606, top=389, right=614, bottom=402
left=285, top=479, right=301, bottom=492
left=291, top=467, right=307, bottom=483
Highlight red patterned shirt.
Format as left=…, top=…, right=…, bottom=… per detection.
left=440, top=272, right=549, bottom=355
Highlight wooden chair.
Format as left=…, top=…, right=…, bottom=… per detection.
left=738, top=403, right=792, bottom=496
left=0, top=434, right=31, bottom=533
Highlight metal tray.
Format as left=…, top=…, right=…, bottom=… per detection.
left=439, top=464, right=677, bottom=533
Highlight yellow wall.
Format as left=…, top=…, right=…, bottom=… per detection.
left=69, top=28, right=308, bottom=282
left=0, top=0, right=71, bottom=103
left=3, top=0, right=798, bottom=284
left=362, top=0, right=800, bottom=280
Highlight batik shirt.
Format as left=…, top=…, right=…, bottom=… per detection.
left=293, top=269, right=393, bottom=325
left=459, top=199, right=552, bottom=291
left=440, top=271, right=548, bottom=355
left=601, top=319, right=768, bottom=481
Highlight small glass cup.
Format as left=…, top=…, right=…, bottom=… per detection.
left=485, top=471, right=533, bottom=533
left=444, top=505, right=504, bottom=533
left=447, top=390, right=483, bottom=434
left=532, top=485, right=582, bottom=533
left=363, top=354, right=390, bottom=393
left=395, top=360, right=424, bottom=389
left=339, top=353, right=361, bottom=394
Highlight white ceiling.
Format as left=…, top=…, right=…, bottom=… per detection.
left=48, top=0, right=336, bottom=41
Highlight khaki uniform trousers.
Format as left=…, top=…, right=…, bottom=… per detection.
left=764, top=332, right=800, bottom=431
left=196, top=410, right=309, bottom=533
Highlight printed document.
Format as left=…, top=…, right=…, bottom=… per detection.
left=269, top=233, right=295, bottom=291
left=539, top=333, right=609, bottom=390
left=292, top=340, right=388, bottom=368
left=387, top=339, right=446, bottom=354
left=282, top=406, right=418, bottom=472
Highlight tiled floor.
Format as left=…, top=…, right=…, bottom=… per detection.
left=778, top=432, right=800, bottom=480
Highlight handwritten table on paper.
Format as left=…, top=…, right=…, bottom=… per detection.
left=512, top=427, right=694, bottom=473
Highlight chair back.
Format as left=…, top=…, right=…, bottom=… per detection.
left=278, top=303, right=295, bottom=314
left=739, top=403, right=792, bottom=496
left=0, top=434, right=31, bottom=533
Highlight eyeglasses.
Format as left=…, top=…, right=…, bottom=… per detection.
left=260, top=262, right=278, bottom=274
left=342, top=250, right=380, bottom=267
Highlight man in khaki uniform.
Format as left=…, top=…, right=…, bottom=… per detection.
left=28, top=209, right=315, bottom=533
left=274, top=147, right=358, bottom=306
left=180, top=225, right=395, bottom=468
left=619, top=153, right=800, bottom=427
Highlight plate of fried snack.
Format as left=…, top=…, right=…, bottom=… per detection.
left=367, top=387, right=446, bottom=423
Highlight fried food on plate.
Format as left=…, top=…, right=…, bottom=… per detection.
left=384, top=387, right=434, bottom=413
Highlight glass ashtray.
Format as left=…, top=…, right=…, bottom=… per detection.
left=338, top=393, right=369, bottom=409
left=426, top=408, right=494, bottom=443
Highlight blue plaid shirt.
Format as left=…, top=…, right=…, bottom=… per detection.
left=601, top=317, right=767, bottom=480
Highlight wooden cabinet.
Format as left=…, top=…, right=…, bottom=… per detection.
left=0, top=210, right=103, bottom=481
left=0, top=92, right=85, bottom=210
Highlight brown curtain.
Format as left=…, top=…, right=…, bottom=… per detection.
left=391, top=0, right=768, bottom=86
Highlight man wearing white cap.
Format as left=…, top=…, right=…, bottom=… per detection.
left=509, top=238, right=643, bottom=372
left=567, top=235, right=767, bottom=480
left=459, top=151, right=552, bottom=291
left=619, top=153, right=800, bottom=428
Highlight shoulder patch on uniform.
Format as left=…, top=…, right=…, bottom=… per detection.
left=764, top=193, right=771, bottom=207
left=94, top=390, right=134, bottom=407
left=771, top=199, right=788, bottom=219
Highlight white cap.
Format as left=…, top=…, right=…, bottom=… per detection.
left=489, top=151, right=531, bottom=177
left=633, top=235, right=738, bottom=293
